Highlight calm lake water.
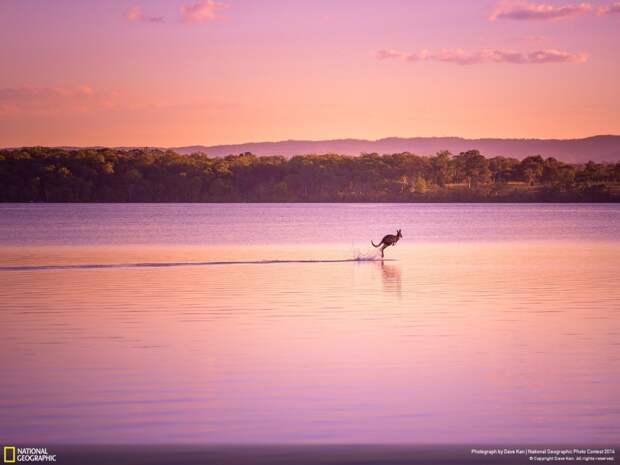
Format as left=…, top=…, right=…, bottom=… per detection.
left=1, top=203, right=619, bottom=444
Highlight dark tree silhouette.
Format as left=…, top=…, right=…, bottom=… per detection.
left=1, top=147, right=618, bottom=202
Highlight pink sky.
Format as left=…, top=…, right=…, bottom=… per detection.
left=1, top=0, right=619, bottom=147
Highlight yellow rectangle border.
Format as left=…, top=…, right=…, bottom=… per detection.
left=3, top=446, right=16, bottom=464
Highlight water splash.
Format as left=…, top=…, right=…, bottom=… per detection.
left=352, top=247, right=382, bottom=261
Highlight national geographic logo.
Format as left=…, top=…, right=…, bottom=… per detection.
left=3, top=447, right=15, bottom=464
left=3, top=447, right=56, bottom=463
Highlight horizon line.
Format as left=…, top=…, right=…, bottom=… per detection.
left=2, top=133, right=619, bottom=151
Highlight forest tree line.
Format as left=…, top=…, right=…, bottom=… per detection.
left=1, top=147, right=619, bottom=202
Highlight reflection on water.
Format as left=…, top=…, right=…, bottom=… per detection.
left=0, top=205, right=619, bottom=445
left=380, top=262, right=402, bottom=296
left=1, top=203, right=620, bottom=245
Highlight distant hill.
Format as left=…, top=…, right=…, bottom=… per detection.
left=170, top=135, right=620, bottom=163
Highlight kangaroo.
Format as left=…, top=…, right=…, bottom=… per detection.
left=372, top=229, right=402, bottom=258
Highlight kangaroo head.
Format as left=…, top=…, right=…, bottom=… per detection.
left=397, top=229, right=402, bottom=238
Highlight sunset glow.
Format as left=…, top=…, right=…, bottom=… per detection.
left=1, top=0, right=619, bottom=147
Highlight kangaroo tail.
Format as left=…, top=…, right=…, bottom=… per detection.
left=371, top=240, right=381, bottom=248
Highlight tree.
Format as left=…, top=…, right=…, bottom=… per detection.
left=455, top=150, right=491, bottom=188
left=519, top=155, right=545, bottom=185
left=430, top=151, right=452, bottom=187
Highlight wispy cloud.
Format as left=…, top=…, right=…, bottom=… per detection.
left=126, top=5, right=164, bottom=23
left=180, top=0, right=227, bottom=22
left=376, top=49, right=408, bottom=60
left=490, top=2, right=592, bottom=20
left=597, top=1, right=620, bottom=15
left=0, top=86, right=119, bottom=115
left=376, top=48, right=588, bottom=65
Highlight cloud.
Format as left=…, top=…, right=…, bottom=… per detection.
left=376, top=48, right=587, bottom=65
left=0, top=86, right=119, bottom=115
left=526, top=49, right=588, bottom=63
left=490, top=2, right=592, bottom=20
left=126, top=5, right=164, bottom=23
left=597, top=2, right=620, bottom=15
left=376, top=49, right=409, bottom=60
left=180, top=0, right=227, bottom=22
